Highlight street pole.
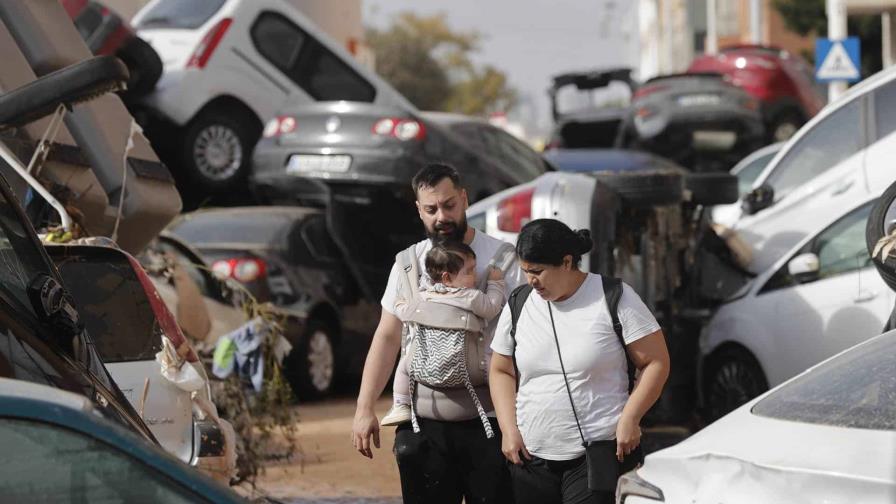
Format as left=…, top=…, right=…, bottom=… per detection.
left=706, top=0, right=718, bottom=55
left=750, top=0, right=762, bottom=44
left=826, top=0, right=848, bottom=101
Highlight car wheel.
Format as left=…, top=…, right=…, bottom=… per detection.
left=284, top=320, right=336, bottom=401
left=865, top=180, right=896, bottom=291
left=704, top=347, right=768, bottom=422
left=769, top=112, right=803, bottom=143
left=181, top=110, right=257, bottom=194
left=116, top=36, right=162, bottom=99
left=592, top=170, right=683, bottom=207
left=685, top=173, right=739, bottom=205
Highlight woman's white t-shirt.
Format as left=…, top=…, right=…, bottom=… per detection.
left=490, top=273, right=661, bottom=461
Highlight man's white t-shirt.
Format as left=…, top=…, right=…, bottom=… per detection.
left=490, top=273, right=660, bottom=460
left=381, top=229, right=526, bottom=420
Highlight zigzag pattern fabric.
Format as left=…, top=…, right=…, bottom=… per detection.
left=408, top=325, right=494, bottom=438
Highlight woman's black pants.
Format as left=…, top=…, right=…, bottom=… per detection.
left=508, top=455, right=614, bottom=504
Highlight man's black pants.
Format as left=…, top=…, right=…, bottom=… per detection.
left=508, top=456, right=614, bottom=504
left=394, top=417, right=512, bottom=504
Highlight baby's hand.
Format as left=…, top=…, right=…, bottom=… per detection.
left=488, top=266, right=504, bottom=281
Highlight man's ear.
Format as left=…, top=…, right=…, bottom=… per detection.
left=461, top=189, right=469, bottom=209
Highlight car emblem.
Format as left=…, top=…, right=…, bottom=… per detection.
left=325, top=116, right=341, bottom=133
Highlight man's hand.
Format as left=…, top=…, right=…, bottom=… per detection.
left=351, top=407, right=381, bottom=459
left=501, top=426, right=531, bottom=465
left=488, top=266, right=504, bottom=281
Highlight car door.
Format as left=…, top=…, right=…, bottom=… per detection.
left=755, top=202, right=879, bottom=385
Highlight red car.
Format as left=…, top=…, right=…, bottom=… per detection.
left=688, top=45, right=826, bottom=143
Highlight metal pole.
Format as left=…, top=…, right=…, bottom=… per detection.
left=884, top=11, right=896, bottom=68
left=706, top=0, right=718, bottom=55
left=750, top=0, right=762, bottom=44
left=826, top=0, right=848, bottom=101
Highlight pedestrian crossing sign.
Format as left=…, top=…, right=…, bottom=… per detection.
left=815, top=37, right=861, bottom=83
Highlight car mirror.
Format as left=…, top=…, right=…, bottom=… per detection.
left=742, top=184, right=775, bottom=215
left=788, top=253, right=820, bottom=283
left=27, top=273, right=83, bottom=337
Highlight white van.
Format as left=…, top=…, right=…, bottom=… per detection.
left=132, top=0, right=412, bottom=193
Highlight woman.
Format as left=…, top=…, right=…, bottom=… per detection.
left=489, top=219, right=670, bottom=504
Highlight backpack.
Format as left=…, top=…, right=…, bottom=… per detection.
left=506, top=276, right=636, bottom=393
left=394, top=241, right=516, bottom=438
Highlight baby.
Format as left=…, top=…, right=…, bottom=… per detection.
left=381, top=240, right=505, bottom=426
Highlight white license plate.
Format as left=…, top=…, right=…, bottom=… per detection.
left=692, top=130, right=737, bottom=150
left=677, top=94, right=721, bottom=107
left=286, top=154, right=351, bottom=174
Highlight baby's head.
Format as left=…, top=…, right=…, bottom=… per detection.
left=425, top=240, right=477, bottom=289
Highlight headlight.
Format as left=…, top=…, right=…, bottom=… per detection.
left=616, top=470, right=664, bottom=503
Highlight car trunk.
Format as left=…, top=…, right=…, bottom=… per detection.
left=273, top=101, right=417, bottom=150
left=133, top=0, right=227, bottom=71
left=48, top=245, right=195, bottom=463
left=134, top=27, right=200, bottom=71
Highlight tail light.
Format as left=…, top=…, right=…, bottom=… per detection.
left=187, top=17, right=233, bottom=69
left=633, top=83, right=668, bottom=100
left=263, top=115, right=297, bottom=138
left=372, top=118, right=426, bottom=141
left=497, top=188, right=535, bottom=232
left=211, top=258, right=267, bottom=282
left=126, top=256, right=197, bottom=363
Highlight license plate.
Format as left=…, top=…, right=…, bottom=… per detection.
left=677, top=94, right=721, bottom=107
left=286, top=154, right=351, bottom=174
left=692, top=130, right=737, bottom=150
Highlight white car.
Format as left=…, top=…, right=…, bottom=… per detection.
left=731, top=64, right=896, bottom=273
left=617, top=330, right=896, bottom=504
left=699, top=195, right=893, bottom=419
left=132, top=0, right=412, bottom=193
left=710, top=142, right=783, bottom=228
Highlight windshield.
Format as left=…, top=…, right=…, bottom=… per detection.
left=169, top=211, right=297, bottom=247
left=752, top=331, right=896, bottom=430
left=0, top=187, right=56, bottom=319
left=735, top=150, right=777, bottom=196
left=136, top=0, right=226, bottom=29
left=554, top=81, right=631, bottom=117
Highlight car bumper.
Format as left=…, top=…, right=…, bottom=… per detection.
left=635, top=106, right=764, bottom=146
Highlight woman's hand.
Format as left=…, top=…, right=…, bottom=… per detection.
left=615, top=415, right=642, bottom=462
left=502, top=426, right=532, bottom=465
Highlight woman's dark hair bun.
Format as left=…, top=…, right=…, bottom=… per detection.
left=574, top=229, right=593, bottom=254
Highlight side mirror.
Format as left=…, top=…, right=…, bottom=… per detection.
left=788, top=253, right=820, bottom=283
left=742, top=184, right=775, bottom=215
left=27, top=273, right=83, bottom=337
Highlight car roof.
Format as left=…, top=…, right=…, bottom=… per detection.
left=544, top=148, right=683, bottom=173
left=0, top=377, right=93, bottom=413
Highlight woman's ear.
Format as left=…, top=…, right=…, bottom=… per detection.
left=564, top=254, right=574, bottom=270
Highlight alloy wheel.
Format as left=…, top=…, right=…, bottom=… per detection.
left=307, top=329, right=335, bottom=393
left=193, top=124, right=243, bottom=181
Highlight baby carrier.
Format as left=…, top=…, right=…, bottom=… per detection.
left=395, top=241, right=515, bottom=438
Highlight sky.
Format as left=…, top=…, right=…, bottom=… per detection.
left=365, top=0, right=637, bottom=138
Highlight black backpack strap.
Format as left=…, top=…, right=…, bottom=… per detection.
left=601, top=276, right=636, bottom=394
left=507, top=284, right=533, bottom=390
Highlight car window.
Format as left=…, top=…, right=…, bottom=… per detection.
left=169, top=211, right=294, bottom=246
left=251, top=13, right=306, bottom=70
left=0, top=418, right=203, bottom=502
left=480, top=127, right=544, bottom=180
left=752, top=331, right=896, bottom=430
left=251, top=13, right=375, bottom=102
left=873, top=81, right=896, bottom=140
left=764, top=98, right=864, bottom=199
left=135, top=0, right=225, bottom=29
left=153, top=241, right=216, bottom=299
left=301, top=215, right=340, bottom=262
left=449, top=124, right=487, bottom=151
left=812, top=202, right=872, bottom=278
left=53, top=252, right=162, bottom=363
left=735, top=151, right=776, bottom=196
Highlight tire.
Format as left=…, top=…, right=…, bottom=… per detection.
left=703, top=346, right=768, bottom=422
left=865, top=180, right=896, bottom=291
left=283, top=320, right=336, bottom=401
left=592, top=170, right=683, bottom=207
left=116, top=36, right=163, bottom=99
left=768, top=111, right=803, bottom=143
left=685, top=173, right=739, bottom=205
left=181, top=109, right=258, bottom=193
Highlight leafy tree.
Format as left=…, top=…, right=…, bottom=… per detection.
left=772, top=0, right=881, bottom=76
left=366, top=12, right=517, bottom=115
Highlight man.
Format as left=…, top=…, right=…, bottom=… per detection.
left=351, top=163, right=525, bottom=504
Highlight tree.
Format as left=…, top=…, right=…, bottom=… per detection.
left=772, top=0, right=881, bottom=77
left=366, top=12, right=518, bottom=115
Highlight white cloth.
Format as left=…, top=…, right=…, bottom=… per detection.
left=490, top=273, right=660, bottom=461
left=381, top=230, right=525, bottom=420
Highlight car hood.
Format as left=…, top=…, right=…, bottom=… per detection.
left=635, top=403, right=896, bottom=503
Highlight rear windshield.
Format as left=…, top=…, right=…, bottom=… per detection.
left=169, top=212, right=297, bottom=246
left=752, top=332, right=896, bottom=431
left=54, top=254, right=161, bottom=363
left=136, top=0, right=226, bottom=29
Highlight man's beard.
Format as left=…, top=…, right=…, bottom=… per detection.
left=426, top=216, right=468, bottom=243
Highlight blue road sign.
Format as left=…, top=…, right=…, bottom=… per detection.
left=815, top=37, right=861, bottom=83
